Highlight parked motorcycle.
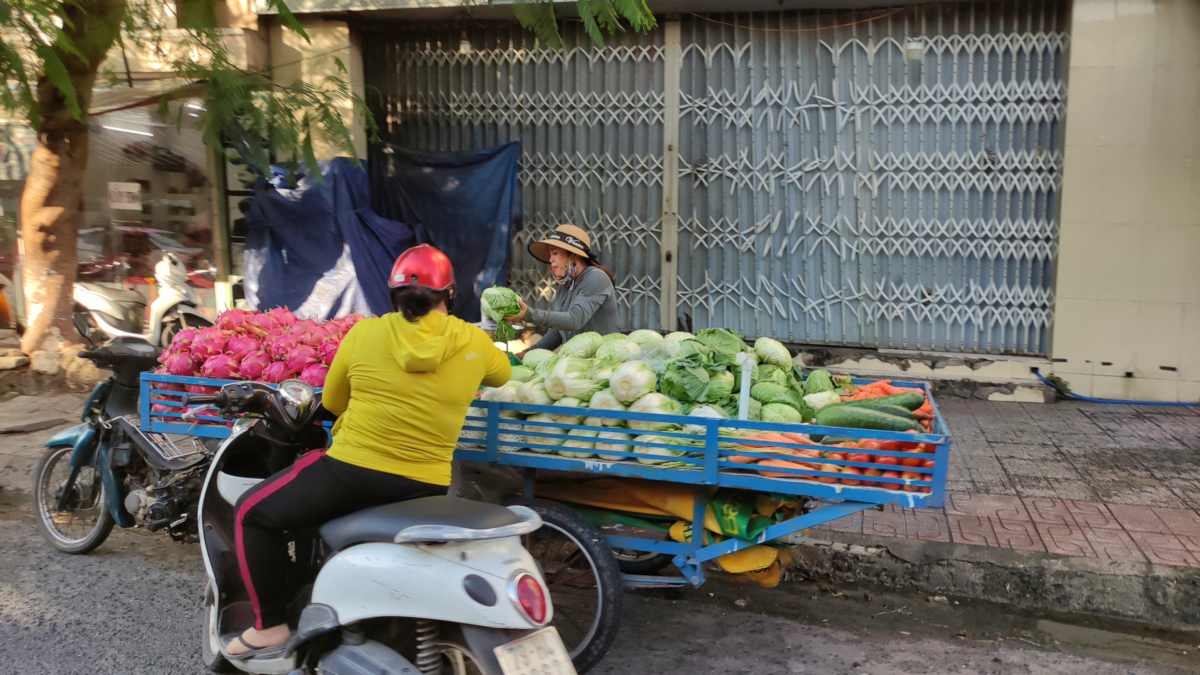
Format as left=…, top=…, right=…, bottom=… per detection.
left=32, top=337, right=216, bottom=553
left=74, top=251, right=213, bottom=348
left=187, top=380, right=578, bottom=675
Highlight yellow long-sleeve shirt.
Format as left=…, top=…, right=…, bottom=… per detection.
left=322, top=310, right=511, bottom=486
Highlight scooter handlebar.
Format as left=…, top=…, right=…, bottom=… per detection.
left=182, top=394, right=219, bottom=407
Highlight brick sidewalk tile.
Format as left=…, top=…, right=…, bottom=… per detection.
left=1065, top=501, right=1122, bottom=529
left=903, top=508, right=951, bottom=542
left=1081, top=527, right=1148, bottom=563
left=1150, top=507, right=1200, bottom=538
left=823, top=510, right=864, bottom=535
left=1023, top=498, right=1076, bottom=526
left=948, top=514, right=1000, bottom=547
left=1107, top=504, right=1171, bottom=533
left=1127, top=532, right=1200, bottom=567
left=863, top=505, right=908, bottom=538
left=946, top=492, right=1029, bottom=521
left=1035, top=522, right=1097, bottom=557
left=993, top=519, right=1046, bottom=552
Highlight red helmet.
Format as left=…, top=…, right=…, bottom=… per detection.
left=389, top=244, right=455, bottom=292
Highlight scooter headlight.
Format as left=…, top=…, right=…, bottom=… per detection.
left=278, top=379, right=314, bottom=419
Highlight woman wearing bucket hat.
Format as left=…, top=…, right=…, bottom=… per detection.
left=506, top=224, right=620, bottom=351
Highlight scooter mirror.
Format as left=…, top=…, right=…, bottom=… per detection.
left=73, top=312, right=96, bottom=346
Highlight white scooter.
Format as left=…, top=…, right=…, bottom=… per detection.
left=74, top=251, right=212, bottom=347
left=187, top=380, right=577, bottom=675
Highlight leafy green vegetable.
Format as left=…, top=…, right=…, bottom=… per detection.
left=627, top=329, right=664, bottom=345
left=761, top=402, right=804, bottom=424
left=703, top=370, right=735, bottom=402
left=632, top=434, right=693, bottom=464
left=480, top=287, right=522, bottom=343
left=602, top=333, right=627, bottom=343
left=584, top=389, right=627, bottom=427
left=661, top=358, right=713, bottom=403
left=755, top=364, right=791, bottom=388
left=720, top=395, right=762, bottom=421
left=803, top=369, right=835, bottom=395
left=545, top=357, right=604, bottom=401
left=515, top=378, right=553, bottom=406
left=609, top=360, right=658, bottom=403
left=549, top=397, right=586, bottom=424
left=665, top=331, right=695, bottom=342
left=558, top=429, right=599, bottom=458
left=695, top=328, right=748, bottom=366
left=627, top=393, right=683, bottom=431
left=754, top=337, right=792, bottom=368
left=560, top=331, right=603, bottom=358
left=522, top=413, right=564, bottom=452
left=803, top=390, right=841, bottom=410
left=595, top=339, right=642, bottom=364
left=508, top=366, right=535, bottom=383
left=522, top=349, right=556, bottom=371
left=594, top=431, right=634, bottom=460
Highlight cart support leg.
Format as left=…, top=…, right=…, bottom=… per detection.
left=670, top=485, right=709, bottom=586
left=521, top=468, right=535, bottom=501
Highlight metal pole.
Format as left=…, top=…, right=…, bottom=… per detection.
left=207, top=141, right=232, bottom=311
left=658, top=20, right=682, bottom=332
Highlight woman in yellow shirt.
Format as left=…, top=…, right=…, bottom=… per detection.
left=225, top=245, right=511, bottom=658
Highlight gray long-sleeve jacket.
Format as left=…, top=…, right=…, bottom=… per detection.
left=526, top=266, right=620, bottom=351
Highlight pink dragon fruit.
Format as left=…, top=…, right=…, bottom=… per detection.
left=192, top=327, right=230, bottom=358
left=217, top=309, right=254, bottom=333
left=239, top=350, right=271, bottom=381
left=268, top=307, right=297, bottom=328
left=228, top=334, right=262, bottom=360
left=267, top=333, right=300, bottom=361
left=201, top=353, right=241, bottom=380
left=291, top=317, right=319, bottom=335
left=162, top=352, right=198, bottom=376
left=260, top=362, right=297, bottom=384
left=246, top=312, right=277, bottom=336
left=301, top=323, right=333, bottom=346
left=169, top=327, right=199, bottom=351
left=284, top=345, right=318, bottom=373
left=187, top=384, right=219, bottom=395
left=151, top=403, right=173, bottom=415
left=317, top=341, right=339, bottom=367
left=299, top=363, right=329, bottom=388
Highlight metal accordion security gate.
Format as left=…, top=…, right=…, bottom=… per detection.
left=361, top=1, right=1067, bottom=355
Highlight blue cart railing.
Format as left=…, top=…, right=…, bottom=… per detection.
left=456, top=378, right=950, bottom=587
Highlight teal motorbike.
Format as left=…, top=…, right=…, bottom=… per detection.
left=33, top=337, right=214, bottom=553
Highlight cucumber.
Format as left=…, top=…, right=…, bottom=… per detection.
left=849, top=403, right=916, bottom=419
left=837, top=392, right=925, bottom=411
left=815, top=405, right=923, bottom=433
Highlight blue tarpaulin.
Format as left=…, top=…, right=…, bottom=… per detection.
left=370, top=142, right=522, bottom=323
left=242, top=158, right=416, bottom=320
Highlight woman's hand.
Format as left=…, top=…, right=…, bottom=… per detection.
left=507, top=299, right=528, bottom=322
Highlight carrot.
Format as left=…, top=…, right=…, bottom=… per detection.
left=740, top=432, right=792, bottom=447
left=757, top=458, right=813, bottom=479
left=727, top=454, right=759, bottom=464
left=780, top=432, right=816, bottom=445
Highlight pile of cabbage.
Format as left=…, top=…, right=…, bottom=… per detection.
left=149, top=307, right=368, bottom=416
left=462, top=328, right=841, bottom=465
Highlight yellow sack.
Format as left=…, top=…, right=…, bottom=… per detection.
left=668, top=520, right=719, bottom=546
left=714, top=545, right=778, bottom=574
left=741, top=561, right=782, bottom=588
left=536, top=479, right=724, bottom=535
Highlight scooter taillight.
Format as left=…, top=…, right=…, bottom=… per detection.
left=511, top=573, right=547, bottom=625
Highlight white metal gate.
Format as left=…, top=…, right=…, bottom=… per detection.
left=363, top=2, right=1067, bottom=354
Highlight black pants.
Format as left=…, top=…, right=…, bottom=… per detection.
left=234, top=451, right=447, bottom=628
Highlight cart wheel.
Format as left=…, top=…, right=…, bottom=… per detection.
left=612, top=549, right=674, bottom=575
left=512, top=499, right=623, bottom=675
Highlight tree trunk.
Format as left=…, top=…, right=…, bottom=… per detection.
left=19, top=0, right=126, bottom=355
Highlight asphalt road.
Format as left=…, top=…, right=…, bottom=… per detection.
left=0, top=494, right=1196, bottom=675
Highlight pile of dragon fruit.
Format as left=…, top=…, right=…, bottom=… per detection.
left=153, top=307, right=368, bottom=392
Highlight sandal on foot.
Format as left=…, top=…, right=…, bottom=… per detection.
left=220, top=634, right=288, bottom=661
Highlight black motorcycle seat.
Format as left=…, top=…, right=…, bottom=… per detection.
left=77, top=282, right=146, bottom=305
left=319, top=496, right=523, bottom=551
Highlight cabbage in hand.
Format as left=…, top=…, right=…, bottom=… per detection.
left=480, top=287, right=522, bottom=343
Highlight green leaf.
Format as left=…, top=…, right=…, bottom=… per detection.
left=0, top=4, right=11, bottom=24
left=332, top=56, right=347, bottom=73
left=266, top=0, right=310, bottom=43
left=300, top=117, right=322, bottom=185
left=511, top=1, right=562, bottom=48
left=578, top=0, right=604, bottom=46
left=36, top=45, right=81, bottom=120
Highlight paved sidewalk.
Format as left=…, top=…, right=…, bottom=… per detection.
left=816, top=400, right=1200, bottom=568
left=0, top=394, right=87, bottom=493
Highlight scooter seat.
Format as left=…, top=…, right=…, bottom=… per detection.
left=77, top=282, right=146, bottom=305
left=319, top=496, right=522, bottom=551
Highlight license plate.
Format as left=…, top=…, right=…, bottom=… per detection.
left=493, top=627, right=577, bottom=675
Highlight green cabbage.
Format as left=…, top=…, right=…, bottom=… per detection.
left=558, top=428, right=599, bottom=458
left=703, top=370, right=734, bottom=403
left=755, top=364, right=791, bottom=388
left=627, top=393, right=683, bottom=431
left=595, top=339, right=642, bottom=364
left=754, top=337, right=792, bottom=368
left=522, top=349, right=556, bottom=370
left=480, top=287, right=522, bottom=342
left=594, top=431, right=633, bottom=460
left=632, top=434, right=693, bottom=465
left=681, top=405, right=729, bottom=436
left=535, top=355, right=560, bottom=378
left=584, top=389, right=627, bottom=427
left=508, top=366, right=535, bottom=383
left=721, top=395, right=761, bottom=421
left=665, top=331, right=695, bottom=342
left=602, top=332, right=627, bottom=342
left=627, top=329, right=664, bottom=346
left=661, top=359, right=713, bottom=403
left=560, top=331, right=603, bottom=359
left=695, top=328, right=748, bottom=366
left=803, top=390, right=841, bottom=410
left=482, top=381, right=522, bottom=403
left=803, top=369, right=835, bottom=395
left=761, top=402, right=804, bottom=424
left=609, top=361, right=658, bottom=403
left=750, top=381, right=809, bottom=416
left=545, top=357, right=604, bottom=401
left=516, top=378, right=553, bottom=406
left=522, top=413, right=563, bottom=452
left=590, top=360, right=618, bottom=381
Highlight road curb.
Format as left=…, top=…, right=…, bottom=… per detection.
left=784, top=532, right=1200, bottom=631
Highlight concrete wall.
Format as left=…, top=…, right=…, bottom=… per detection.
left=1051, top=0, right=1200, bottom=402
left=269, top=18, right=368, bottom=160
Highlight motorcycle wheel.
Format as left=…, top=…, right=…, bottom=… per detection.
left=201, top=583, right=235, bottom=673
left=33, top=446, right=114, bottom=554
left=161, top=311, right=212, bottom=348
left=513, top=499, right=622, bottom=675
left=437, top=641, right=486, bottom=675
left=612, top=550, right=673, bottom=575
